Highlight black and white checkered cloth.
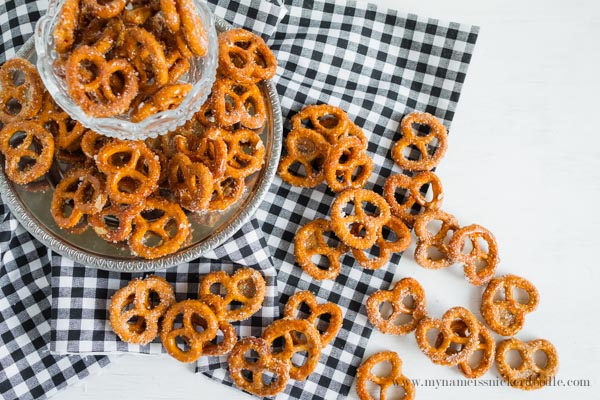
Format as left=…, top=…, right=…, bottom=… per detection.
left=0, top=0, right=479, bottom=399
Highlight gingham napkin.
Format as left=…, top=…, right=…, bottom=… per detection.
left=0, top=0, right=479, bottom=400
left=200, top=1, right=478, bottom=399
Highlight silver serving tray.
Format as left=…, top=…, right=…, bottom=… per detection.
left=0, top=17, right=282, bottom=272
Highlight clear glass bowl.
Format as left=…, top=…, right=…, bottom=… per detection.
left=34, top=0, right=218, bottom=140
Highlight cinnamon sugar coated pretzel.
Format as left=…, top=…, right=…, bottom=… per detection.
left=160, top=299, right=219, bottom=362
left=356, top=351, right=415, bottom=400
left=331, top=188, right=391, bottom=250
left=448, top=224, right=499, bottom=286
left=228, top=337, right=290, bottom=396
left=366, top=278, right=427, bottom=335
left=413, top=209, right=460, bottom=269
left=109, top=276, right=175, bottom=345
left=481, top=275, right=539, bottom=336
left=283, top=290, right=343, bottom=346
left=218, top=28, right=277, bottom=83
left=392, top=111, right=448, bottom=171
left=383, top=171, right=444, bottom=226
left=415, top=306, right=480, bottom=366
left=199, top=268, right=266, bottom=322
left=294, top=218, right=349, bottom=280
left=261, top=318, right=322, bottom=381
left=351, top=216, right=411, bottom=270
left=496, top=338, right=558, bottom=390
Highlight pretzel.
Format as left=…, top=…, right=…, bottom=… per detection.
left=383, top=171, right=444, bottom=226
left=167, top=153, right=213, bottom=212
left=208, top=175, right=245, bottom=211
left=178, top=127, right=228, bottom=179
left=53, top=0, right=80, bottom=53
left=89, top=203, right=140, bottom=242
left=72, top=169, right=108, bottom=214
left=294, top=218, right=349, bottom=281
left=160, top=299, right=219, bottom=362
left=481, top=275, right=539, bottom=336
left=109, top=275, right=175, bottom=345
left=228, top=337, right=290, bottom=396
left=496, top=338, right=558, bottom=390
left=218, top=28, right=277, bottom=83
left=160, top=0, right=180, bottom=32
left=123, top=27, right=168, bottom=92
left=131, top=83, right=192, bottom=122
left=51, top=168, right=88, bottom=229
left=0, top=121, right=54, bottom=184
left=415, top=306, right=480, bottom=366
left=177, top=0, right=208, bottom=57
left=438, top=320, right=496, bottom=378
left=278, top=128, right=331, bottom=188
left=413, top=209, right=460, bottom=269
left=81, top=130, right=112, bottom=159
left=324, top=136, right=373, bottom=192
left=220, top=128, right=265, bottom=179
left=351, top=216, right=411, bottom=270
left=65, top=46, right=139, bottom=117
left=198, top=294, right=237, bottom=356
left=199, top=268, right=266, bottom=322
left=291, top=104, right=355, bottom=145
left=283, top=290, right=343, bottom=346
left=95, top=140, right=160, bottom=204
left=207, top=78, right=266, bottom=129
left=128, top=197, right=189, bottom=259
left=37, top=94, right=87, bottom=152
left=448, top=224, right=499, bottom=286
left=330, top=188, right=391, bottom=250
left=0, top=58, right=44, bottom=123
left=366, top=277, right=427, bottom=335
left=82, top=0, right=127, bottom=19
left=392, top=111, right=448, bottom=171
left=261, top=318, right=322, bottom=381
left=356, top=351, right=415, bottom=400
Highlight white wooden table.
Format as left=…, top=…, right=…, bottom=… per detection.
left=54, top=0, right=600, bottom=399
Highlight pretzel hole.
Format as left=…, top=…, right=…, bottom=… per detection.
left=121, top=294, right=136, bottom=312
left=206, top=328, right=226, bottom=346
left=254, top=52, right=267, bottom=68
left=512, top=287, right=531, bottom=305
left=270, top=336, right=286, bottom=355
left=418, top=182, right=434, bottom=202
left=310, top=254, right=332, bottom=271
left=365, top=380, right=381, bottom=399
left=229, top=300, right=244, bottom=311
left=425, top=220, right=442, bottom=236
left=78, top=60, right=101, bottom=84
left=402, top=144, right=423, bottom=161
left=243, top=348, right=260, bottom=363
left=474, top=258, right=488, bottom=273
left=466, top=349, right=484, bottom=369
left=244, top=97, right=259, bottom=117
left=18, top=156, right=40, bottom=173
left=241, top=369, right=254, bottom=382
left=228, top=48, right=248, bottom=69
left=208, top=282, right=226, bottom=296
left=10, top=69, right=26, bottom=86
left=410, top=122, right=432, bottom=138
left=426, top=328, right=442, bottom=348
left=148, top=291, right=161, bottom=309
left=363, top=243, right=382, bottom=260
left=314, top=313, right=332, bottom=336
left=5, top=98, right=23, bottom=116
left=371, top=360, right=393, bottom=377
left=505, top=349, right=524, bottom=369
left=285, top=160, right=308, bottom=178
left=107, top=71, right=127, bottom=97
left=126, top=315, right=147, bottom=334
left=349, top=165, right=367, bottom=182
left=117, top=176, right=142, bottom=194
left=237, top=278, right=257, bottom=298
left=261, top=370, right=276, bottom=386
left=382, top=225, right=399, bottom=243
left=317, top=114, right=342, bottom=130
left=392, top=186, right=410, bottom=206
left=296, top=117, right=313, bottom=130
left=425, top=245, right=445, bottom=261
left=291, top=350, right=309, bottom=368
left=533, top=349, right=548, bottom=369
left=190, top=314, right=209, bottom=333
left=42, top=119, right=61, bottom=136
left=427, top=137, right=440, bottom=156
left=140, top=208, right=165, bottom=221
left=493, top=287, right=506, bottom=302
left=108, top=151, right=133, bottom=168
left=385, top=384, right=408, bottom=400
left=175, top=335, right=191, bottom=352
